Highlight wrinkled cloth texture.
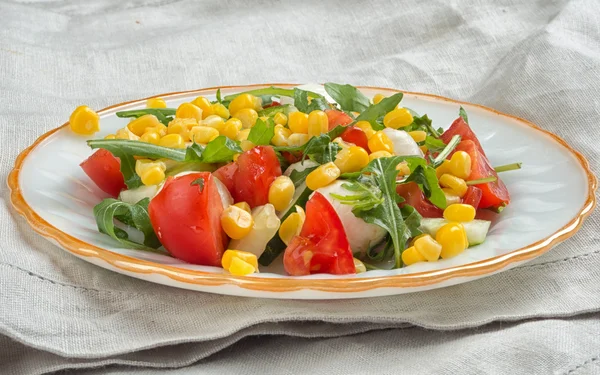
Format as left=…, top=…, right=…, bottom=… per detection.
left=1, top=0, right=600, bottom=374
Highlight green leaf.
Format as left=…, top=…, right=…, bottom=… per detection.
left=355, top=93, right=404, bottom=130
left=190, top=177, right=205, bottom=191
left=201, top=136, right=243, bottom=163
left=115, top=108, right=175, bottom=126
left=431, top=134, right=461, bottom=168
left=258, top=104, right=290, bottom=117
left=330, top=177, right=384, bottom=212
left=327, top=125, right=347, bottom=140
left=400, top=205, right=422, bottom=238
left=288, top=166, right=318, bottom=188
left=294, top=88, right=329, bottom=113
left=459, top=106, right=469, bottom=124
left=424, top=136, right=447, bottom=152
left=93, top=198, right=164, bottom=252
left=310, top=142, right=340, bottom=164
left=184, top=142, right=205, bottom=162
left=324, top=83, right=370, bottom=112
left=248, top=117, right=275, bottom=145
left=223, top=86, right=323, bottom=102
left=88, top=139, right=187, bottom=161
left=404, top=165, right=447, bottom=209
left=412, top=114, right=440, bottom=138
left=216, top=88, right=222, bottom=103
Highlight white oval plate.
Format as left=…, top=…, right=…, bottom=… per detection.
left=8, top=84, right=596, bottom=299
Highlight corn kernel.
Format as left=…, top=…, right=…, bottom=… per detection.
left=401, top=246, right=426, bottom=266
left=383, top=108, right=413, bottom=129
left=191, top=96, right=214, bottom=119
left=228, top=256, right=256, bottom=276
left=279, top=206, right=306, bottom=246
left=288, top=111, right=309, bottom=134
left=449, top=151, right=472, bottom=180
left=436, top=159, right=451, bottom=178
left=104, top=134, right=116, bottom=139
left=354, top=120, right=376, bottom=139
left=332, top=137, right=351, bottom=150
left=443, top=203, right=476, bottom=222
left=306, top=162, right=341, bottom=190
left=135, top=159, right=166, bottom=186
left=127, top=114, right=161, bottom=136
left=233, top=201, right=251, bottom=213
left=167, top=118, right=197, bottom=141
left=273, top=112, right=288, bottom=126
left=396, top=161, right=411, bottom=176
left=115, top=127, right=140, bottom=140
left=237, top=128, right=251, bottom=142
left=221, top=118, right=243, bottom=139
left=202, top=114, right=225, bottom=131
left=439, top=174, right=468, bottom=197
left=158, top=133, right=185, bottom=148
left=354, top=258, right=367, bottom=273
left=369, top=150, right=393, bottom=161
left=222, top=249, right=259, bottom=270
left=334, top=146, right=370, bottom=174
left=409, top=234, right=427, bottom=247
left=307, top=110, right=328, bottom=138
left=233, top=153, right=241, bottom=162
left=228, top=93, right=261, bottom=116
left=69, top=105, right=100, bottom=135
left=442, top=188, right=462, bottom=205
left=372, top=93, right=386, bottom=105
left=414, top=234, right=442, bottom=262
left=140, top=129, right=161, bottom=144
left=154, top=123, right=168, bottom=137
left=287, top=133, right=310, bottom=147
left=268, top=175, right=295, bottom=211
left=368, top=131, right=394, bottom=154
left=221, top=205, right=254, bottom=239
left=419, top=145, right=428, bottom=154
left=211, top=103, right=230, bottom=119
left=271, top=125, right=291, bottom=147
left=240, top=140, right=256, bottom=152
left=175, top=102, right=203, bottom=121
left=146, top=97, right=167, bottom=108
left=234, top=108, right=258, bottom=128
left=189, top=126, right=219, bottom=144
left=436, top=222, right=469, bottom=259
left=408, top=130, right=427, bottom=143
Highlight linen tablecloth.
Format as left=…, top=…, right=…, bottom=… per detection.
left=1, top=0, right=599, bottom=374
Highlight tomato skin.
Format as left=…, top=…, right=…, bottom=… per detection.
left=281, top=151, right=303, bottom=165
left=462, top=186, right=483, bottom=209
left=263, top=101, right=280, bottom=108
left=340, top=126, right=370, bottom=151
left=80, top=149, right=126, bottom=197
left=396, top=182, right=443, bottom=218
left=213, top=162, right=238, bottom=196
left=283, top=192, right=355, bottom=276
left=441, top=117, right=486, bottom=156
left=455, top=140, right=509, bottom=209
left=233, top=146, right=282, bottom=208
left=148, top=172, right=227, bottom=266
left=325, top=109, right=353, bottom=130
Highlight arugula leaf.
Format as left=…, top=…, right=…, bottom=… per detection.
left=310, top=142, right=340, bottom=164
left=115, top=108, right=175, bottom=126
left=289, top=166, right=318, bottom=188
left=88, top=139, right=187, bottom=161
left=330, top=177, right=384, bottom=212
left=355, top=92, right=404, bottom=130
left=400, top=205, right=422, bottom=238
left=431, top=134, right=461, bottom=168
left=412, top=114, right=440, bottom=138
left=216, top=88, right=222, bottom=103
left=404, top=165, right=446, bottom=209
left=459, top=106, right=469, bottom=124
left=424, top=136, right=447, bottom=152
left=223, top=86, right=323, bottom=102
left=324, top=83, right=370, bottom=112
left=294, top=88, right=329, bottom=113
left=190, top=177, right=205, bottom=190
left=258, top=104, right=290, bottom=117
left=93, top=198, right=164, bottom=252
left=184, top=142, right=204, bottom=162
left=327, top=125, right=347, bottom=140
left=248, top=117, right=275, bottom=145
left=201, top=136, right=242, bottom=163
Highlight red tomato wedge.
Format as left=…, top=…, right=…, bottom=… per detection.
left=148, top=172, right=227, bottom=266
left=213, top=162, right=238, bottom=196
left=283, top=192, right=355, bottom=276
left=233, top=146, right=282, bottom=208
left=325, top=109, right=353, bottom=130
left=441, top=117, right=486, bottom=156
left=396, top=182, right=443, bottom=218
left=455, top=140, right=510, bottom=210
left=340, top=126, right=370, bottom=151
left=80, top=149, right=126, bottom=197
left=462, top=186, right=483, bottom=209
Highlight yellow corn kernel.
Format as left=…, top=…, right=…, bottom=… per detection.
left=221, top=205, right=254, bottom=239
left=306, top=162, right=341, bottom=190
left=334, top=146, right=370, bottom=174
left=354, top=120, right=376, bottom=139
left=237, top=128, right=251, bottom=142
left=368, top=131, right=394, bottom=154
left=369, top=150, right=393, bottom=161
left=409, top=234, right=427, bottom=247
left=419, top=145, right=428, bottom=154
left=449, top=151, right=472, bottom=180
left=233, top=153, right=241, bottom=162
left=135, top=159, right=166, bottom=186
left=222, top=249, right=259, bottom=270
left=228, top=256, right=256, bottom=276
left=408, top=130, right=427, bottom=143
left=436, top=159, right=451, bottom=178
left=167, top=118, right=196, bottom=141
left=274, top=112, right=288, bottom=126
left=383, top=108, right=413, bottom=129
left=127, top=114, right=161, bottom=136
left=175, top=102, right=203, bottom=121
left=372, top=93, right=386, bottom=105
left=436, top=222, right=469, bottom=259
left=442, top=188, right=462, bottom=205
left=271, top=125, right=291, bottom=147
left=202, top=114, right=226, bottom=131
left=146, top=97, right=167, bottom=108
left=278, top=206, right=306, bottom=246
left=288, top=111, right=309, bottom=134
left=307, top=110, right=328, bottom=138
left=443, top=203, right=476, bottom=222
left=69, top=105, right=100, bottom=135
left=354, top=258, right=367, bottom=273
left=332, top=137, right=351, bottom=150
left=221, top=118, right=243, bottom=139
left=191, top=96, right=214, bottom=119
left=115, top=127, right=140, bottom=140
left=268, top=175, right=295, bottom=211
left=158, top=133, right=185, bottom=148
left=287, top=133, right=310, bottom=147
left=189, top=126, right=219, bottom=144
left=228, top=93, right=261, bottom=116
left=240, top=140, right=256, bottom=152
left=414, top=234, right=442, bottom=262
left=439, top=174, right=468, bottom=197
left=154, top=123, right=168, bottom=137
left=401, top=246, right=426, bottom=266
left=104, top=134, right=116, bottom=139
left=140, top=129, right=161, bottom=144
left=396, top=161, right=411, bottom=176
left=211, top=103, right=230, bottom=119
left=233, top=201, right=251, bottom=213
left=234, top=108, right=258, bottom=128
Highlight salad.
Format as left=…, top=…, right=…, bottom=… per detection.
left=71, top=83, right=520, bottom=276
